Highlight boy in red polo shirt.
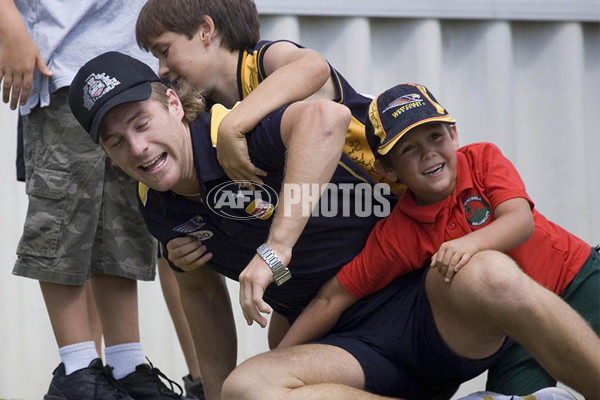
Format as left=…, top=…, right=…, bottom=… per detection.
left=278, top=83, right=599, bottom=398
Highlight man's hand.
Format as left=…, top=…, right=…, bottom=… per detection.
left=166, top=236, right=213, bottom=272
left=431, top=237, right=479, bottom=283
left=0, top=5, right=53, bottom=109
left=238, top=254, right=275, bottom=328
left=216, top=114, right=266, bottom=186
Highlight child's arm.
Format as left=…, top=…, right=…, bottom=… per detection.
left=0, top=0, right=53, bottom=109
left=432, top=197, right=534, bottom=282
left=217, top=42, right=333, bottom=183
left=277, top=276, right=358, bottom=348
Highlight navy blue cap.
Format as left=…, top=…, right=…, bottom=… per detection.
left=366, top=83, right=455, bottom=156
left=68, top=51, right=161, bottom=143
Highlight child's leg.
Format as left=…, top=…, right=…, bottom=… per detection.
left=426, top=250, right=600, bottom=400
left=486, top=247, right=600, bottom=394
left=158, top=256, right=201, bottom=376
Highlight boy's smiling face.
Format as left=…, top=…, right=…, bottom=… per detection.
left=377, top=123, right=459, bottom=205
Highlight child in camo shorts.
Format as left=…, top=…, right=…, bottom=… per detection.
left=2, top=0, right=182, bottom=398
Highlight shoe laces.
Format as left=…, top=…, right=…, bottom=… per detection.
left=97, top=365, right=131, bottom=399
left=146, top=358, right=184, bottom=398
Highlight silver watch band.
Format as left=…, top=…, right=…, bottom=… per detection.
left=256, top=243, right=292, bottom=286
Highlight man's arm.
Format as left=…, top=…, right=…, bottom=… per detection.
left=278, top=276, right=358, bottom=348
left=238, top=99, right=351, bottom=327
left=217, top=41, right=333, bottom=183
left=174, top=262, right=237, bottom=400
left=0, top=0, right=52, bottom=109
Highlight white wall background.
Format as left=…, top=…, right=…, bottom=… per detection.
left=0, top=1, right=598, bottom=398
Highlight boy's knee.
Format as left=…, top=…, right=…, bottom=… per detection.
left=452, top=250, right=536, bottom=311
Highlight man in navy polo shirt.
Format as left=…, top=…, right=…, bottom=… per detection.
left=69, top=51, right=394, bottom=400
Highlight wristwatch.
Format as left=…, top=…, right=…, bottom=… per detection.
left=256, top=243, right=292, bottom=286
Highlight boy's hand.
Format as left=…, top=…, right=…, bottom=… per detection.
left=166, top=236, right=213, bottom=272
left=0, top=23, right=53, bottom=109
left=431, top=237, right=479, bottom=283
left=217, top=116, right=267, bottom=187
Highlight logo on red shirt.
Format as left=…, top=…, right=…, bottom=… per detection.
left=463, top=196, right=490, bottom=226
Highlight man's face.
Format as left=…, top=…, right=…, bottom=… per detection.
left=99, top=93, right=192, bottom=192
left=381, top=123, right=458, bottom=205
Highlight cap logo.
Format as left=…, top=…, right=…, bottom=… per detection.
left=82, top=73, right=121, bottom=110
left=381, top=94, right=424, bottom=118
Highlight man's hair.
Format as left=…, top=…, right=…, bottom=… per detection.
left=136, top=0, right=260, bottom=52
left=150, top=81, right=206, bottom=125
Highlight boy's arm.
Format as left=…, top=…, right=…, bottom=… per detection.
left=278, top=276, right=358, bottom=348
left=432, top=197, right=533, bottom=282
left=0, top=0, right=52, bottom=109
left=217, top=42, right=332, bottom=183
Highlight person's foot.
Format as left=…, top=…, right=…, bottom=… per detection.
left=44, top=358, right=132, bottom=400
left=458, top=387, right=577, bottom=400
left=115, top=362, right=183, bottom=400
left=182, top=375, right=206, bottom=400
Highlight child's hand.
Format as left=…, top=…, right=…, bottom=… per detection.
left=217, top=115, right=267, bottom=187
left=431, top=237, right=478, bottom=283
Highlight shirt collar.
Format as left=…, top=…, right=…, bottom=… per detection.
left=189, top=113, right=227, bottom=183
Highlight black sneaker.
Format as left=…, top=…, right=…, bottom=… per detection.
left=182, top=375, right=206, bottom=400
left=44, top=358, right=132, bottom=400
left=116, top=361, right=183, bottom=400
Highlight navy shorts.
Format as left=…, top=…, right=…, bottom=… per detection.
left=316, top=267, right=511, bottom=399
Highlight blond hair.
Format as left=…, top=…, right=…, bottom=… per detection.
left=150, top=81, right=206, bottom=125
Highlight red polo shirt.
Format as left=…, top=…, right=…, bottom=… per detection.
left=338, top=142, right=590, bottom=299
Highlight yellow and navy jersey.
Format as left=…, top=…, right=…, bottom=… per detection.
left=237, top=39, right=406, bottom=196
left=137, top=105, right=395, bottom=321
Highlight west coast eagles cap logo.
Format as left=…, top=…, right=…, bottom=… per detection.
left=381, top=94, right=423, bottom=114
left=82, top=73, right=121, bottom=110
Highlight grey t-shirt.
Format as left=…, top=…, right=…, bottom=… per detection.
left=15, top=0, right=157, bottom=115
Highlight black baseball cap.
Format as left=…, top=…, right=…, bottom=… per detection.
left=366, top=83, right=455, bottom=156
left=68, top=51, right=162, bottom=143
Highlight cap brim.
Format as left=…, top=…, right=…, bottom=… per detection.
left=377, top=116, right=456, bottom=156
left=89, top=81, right=153, bottom=143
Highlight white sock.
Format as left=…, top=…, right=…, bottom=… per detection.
left=59, top=341, right=99, bottom=375
left=105, top=342, right=145, bottom=379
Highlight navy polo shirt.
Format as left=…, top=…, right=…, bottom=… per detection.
left=138, top=105, right=395, bottom=320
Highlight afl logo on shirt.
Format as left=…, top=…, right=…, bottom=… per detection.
left=245, top=199, right=275, bottom=220
left=463, top=195, right=490, bottom=226
left=206, top=180, right=279, bottom=220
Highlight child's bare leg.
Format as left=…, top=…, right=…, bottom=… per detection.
left=427, top=250, right=600, bottom=400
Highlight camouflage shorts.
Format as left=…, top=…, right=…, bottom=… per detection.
left=13, top=89, right=156, bottom=285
